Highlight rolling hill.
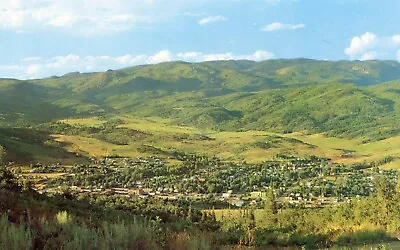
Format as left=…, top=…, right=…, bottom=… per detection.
left=1, top=59, right=400, bottom=163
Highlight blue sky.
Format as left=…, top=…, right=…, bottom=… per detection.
left=1, top=0, right=400, bottom=79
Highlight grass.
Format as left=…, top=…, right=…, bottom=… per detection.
left=117, top=115, right=205, bottom=135
left=206, top=208, right=277, bottom=227
left=293, top=133, right=400, bottom=164
left=53, top=134, right=125, bottom=157
left=39, top=115, right=400, bottom=168
left=0, top=129, right=88, bottom=165
left=59, top=117, right=105, bottom=127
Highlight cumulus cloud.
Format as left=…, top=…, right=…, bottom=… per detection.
left=344, top=32, right=400, bottom=60
left=261, top=22, right=305, bottom=32
left=344, top=32, right=377, bottom=58
left=197, top=15, right=227, bottom=26
left=252, top=50, right=275, bottom=60
left=148, top=50, right=174, bottom=64
left=0, top=0, right=186, bottom=34
left=0, top=50, right=275, bottom=79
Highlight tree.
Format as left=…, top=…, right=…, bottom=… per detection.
left=0, top=167, right=18, bottom=190
left=395, top=172, right=400, bottom=193
left=0, top=145, right=6, bottom=165
left=186, top=204, right=193, bottom=222
left=374, top=175, right=395, bottom=227
left=264, top=187, right=277, bottom=227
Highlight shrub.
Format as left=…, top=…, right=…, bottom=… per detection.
left=0, top=214, right=33, bottom=250
left=56, top=211, right=72, bottom=225
left=336, top=230, right=394, bottom=246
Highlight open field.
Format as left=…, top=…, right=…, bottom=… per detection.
left=59, top=117, right=106, bottom=127
left=293, top=133, right=400, bottom=165
left=56, top=115, right=400, bottom=167
left=117, top=115, right=206, bottom=134
left=53, top=134, right=127, bottom=157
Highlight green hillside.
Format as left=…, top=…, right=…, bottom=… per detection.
left=0, top=128, right=88, bottom=164
left=1, top=59, right=400, bottom=143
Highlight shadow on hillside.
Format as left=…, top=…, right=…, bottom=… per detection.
left=0, top=128, right=89, bottom=165
left=0, top=81, right=102, bottom=125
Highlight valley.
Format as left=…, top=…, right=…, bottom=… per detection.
left=2, top=59, right=400, bottom=249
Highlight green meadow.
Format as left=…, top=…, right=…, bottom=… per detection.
left=54, top=115, right=400, bottom=167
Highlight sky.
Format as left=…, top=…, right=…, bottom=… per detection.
left=1, top=0, right=400, bottom=79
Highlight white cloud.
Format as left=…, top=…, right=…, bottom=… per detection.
left=176, top=50, right=274, bottom=62
left=344, top=32, right=377, bottom=58
left=176, top=52, right=204, bottom=60
left=26, top=64, right=42, bottom=77
left=197, top=15, right=227, bottom=26
left=392, top=35, right=400, bottom=44
left=360, top=51, right=377, bottom=61
left=261, top=22, right=305, bottom=32
left=203, top=53, right=234, bottom=61
left=0, top=0, right=187, bottom=34
left=251, top=50, right=275, bottom=61
left=344, top=32, right=400, bottom=60
left=47, top=15, right=79, bottom=27
left=148, top=50, right=174, bottom=64
left=0, top=50, right=275, bottom=79
left=114, top=54, right=147, bottom=65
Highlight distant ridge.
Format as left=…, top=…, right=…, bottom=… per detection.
left=1, top=59, right=400, bottom=140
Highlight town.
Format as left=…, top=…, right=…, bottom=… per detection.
left=14, top=152, right=397, bottom=209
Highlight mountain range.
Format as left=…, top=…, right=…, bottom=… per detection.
left=1, top=59, right=400, bottom=142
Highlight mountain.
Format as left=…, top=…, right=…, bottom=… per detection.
left=1, top=59, right=400, bottom=141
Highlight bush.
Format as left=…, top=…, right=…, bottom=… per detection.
left=56, top=211, right=72, bottom=225
left=0, top=214, right=33, bottom=249
left=166, top=232, right=214, bottom=250
left=336, top=230, right=394, bottom=246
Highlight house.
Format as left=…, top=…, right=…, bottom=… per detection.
left=222, top=193, right=231, bottom=199
left=112, top=188, right=129, bottom=195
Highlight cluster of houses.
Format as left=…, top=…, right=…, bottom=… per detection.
left=22, top=155, right=399, bottom=209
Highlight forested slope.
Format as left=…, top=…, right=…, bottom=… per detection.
left=1, top=59, right=400, bottom=140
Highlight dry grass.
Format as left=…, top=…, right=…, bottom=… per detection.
left=53, top=134, right=119, bottom=157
